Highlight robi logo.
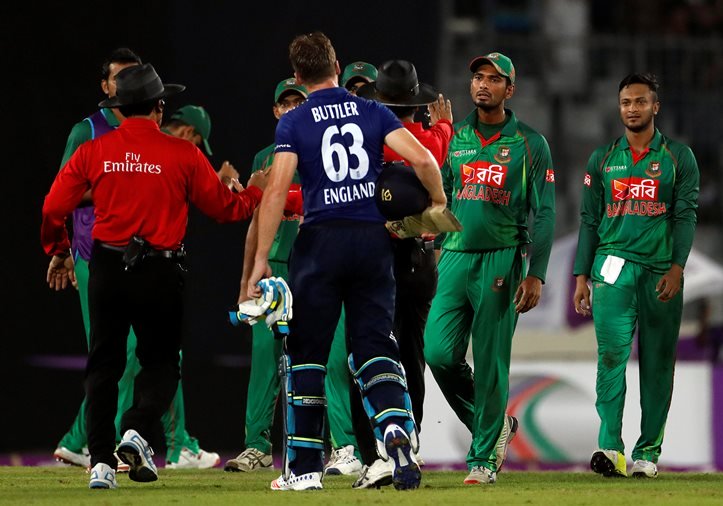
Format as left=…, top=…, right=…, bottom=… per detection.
left=611, top=177, right=659, bottom=202
left=461, top=161, right=507, bottom=188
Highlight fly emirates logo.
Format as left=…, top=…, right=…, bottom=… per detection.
left=607, top=177, right=666, bottom=217
left=456, top=161, right=511, bottom=205
left=103, top=152, right=162, bottom=174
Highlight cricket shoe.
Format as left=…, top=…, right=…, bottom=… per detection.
left=464, top=465, right=497, bottom=485
left=54, top=446, right=90, bottom=468
left=224, top=447, right=273, bottom=472
left=88, top=463, right=117, bottom=489
left=324, top=445, right=363, bottom=476
left=495, top=414, right=519, bottom=472
left=384, top=423, right=421, bottom=490
left=270, top=471, right=323, bottom=490
left=590, top=449, right=627, bottom=477
left=352, top=459, right=394, bottom=489
left=115, top=454, right=130, bottom=473
left=631, top=459, right=658, bottom=478
left=166, top=447, right=220, bottom=469
left=116, top=429, right=158, bottom=482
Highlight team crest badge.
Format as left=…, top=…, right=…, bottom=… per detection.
left=494, top=146, right=511, bottom=163
left=492, top=277, right=505, bottom=292
left=645, top=161, right=661, bottom=178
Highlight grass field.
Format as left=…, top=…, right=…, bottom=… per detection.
left=1, top=467, right=721, bottom=505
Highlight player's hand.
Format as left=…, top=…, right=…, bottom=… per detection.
left=237, top=277, right=251, bottom=304
left=230, top=178, right=245, bottom=192
left=427, top=93, right=453, bottom=125
left=247, top=259, right=273, bottom=299
left=656, top=264, right=683, bottom=302
left=514, top=275, right=542, bottom=314
left=46, top=253, right=77, bottom=291
left=217, top=161, right=240, bottom=189
left=247, top=170, right=269, bottom=191
left=573, top=275, right=592, bottom=316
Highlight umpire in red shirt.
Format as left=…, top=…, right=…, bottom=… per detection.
left=41, top=63, right=265, bottom=488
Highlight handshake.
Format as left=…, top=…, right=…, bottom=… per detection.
left=228, top=276, right=293, bottom=337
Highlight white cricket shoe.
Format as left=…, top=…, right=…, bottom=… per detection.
left=88, top=463, right=117, bottom=489
left=116, top=429, right=158, bottom=482
left=54, top=447, right=90, bottom=468
left=166, top=447, right=220, bottom=469
left=352, top=458, right=394, bottom=489
left=631, top=459, right=658, bottom=478
left=495, top=414, right=519, bottom=471
left=270, top=471, right=323, bottom=490
left=324, top=445, right=363, bottom=476
left=384, top=423, right=421, bottom=490
left=224, top=447, right=273, bottom=472
left=464, top=465, right=497, bottom=485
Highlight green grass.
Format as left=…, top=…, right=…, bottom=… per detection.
left=0, top=467, right=721, bottom=505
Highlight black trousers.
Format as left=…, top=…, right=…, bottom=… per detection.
left=351, top=238, right=438, bottom=465
left=85, top=244, right=184, bottom=468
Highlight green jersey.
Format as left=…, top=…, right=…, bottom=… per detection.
left=441, top=108, right=556, bottom=282
left=61, top=108, right=120, bottom=167
left=253, top=143, right=302, bottom=263
left=573, top=129, right=699, bottom=275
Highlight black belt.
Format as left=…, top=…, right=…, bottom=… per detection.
left=98, top=242, right=185, bottom=259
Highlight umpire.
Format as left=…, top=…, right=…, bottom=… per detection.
left=41, top=63, right=265, bottom=489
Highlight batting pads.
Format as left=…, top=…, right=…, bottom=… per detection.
left=228, top=277, right=293, bottom=335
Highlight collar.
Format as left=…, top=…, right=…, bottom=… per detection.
left=619, top=128, right=663, bottom=152
left=462, top=107, right=518, bottom=138
left=118, top=117, right=162, bottom=131
left=307, top=87, right=348, bottom=99
left=101, top=107, right=121, bottom=127
left=401, top=121, right=425, bottom=133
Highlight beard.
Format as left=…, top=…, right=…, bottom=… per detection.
left=474, top=98, right=502, bottom=112
left=622, top=114, right=653, bottom=133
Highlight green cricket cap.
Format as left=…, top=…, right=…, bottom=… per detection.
left=274, top=78, right=308, bottom=103
left=341, top=61, right=378, bottom=89
left=469, top=52, right=516, bottom=84
left=171, top=105, right=213, bottom=155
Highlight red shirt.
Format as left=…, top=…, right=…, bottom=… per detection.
left=383, top=119, right=453, bottom=165
left=41, top=118, right=262, bottom=255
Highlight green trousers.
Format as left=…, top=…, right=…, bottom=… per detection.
left=57, top=256, right=198, bottom=463
left=244, top=260, right=358, bottom=455
left=591, top=254, right=682, bottom=463
left=424, top=247, right=524, bottom=471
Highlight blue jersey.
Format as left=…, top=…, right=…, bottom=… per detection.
left=274, top=87, right=402, bottom=225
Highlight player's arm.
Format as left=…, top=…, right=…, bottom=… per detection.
left=657, top=145, right=700, bottom=302
left=249, top=151, right=296, bottom=298
left=238, top=209, right=260, bottom=303
left=515, top=134, right=556, bottom=313
left=42, top=145, right=93, bottom=290
left=525, top=134, right=556, bottom=284
left=384, top=128, right=446, bottom=208
left=572, top=149, right=606, bottom=316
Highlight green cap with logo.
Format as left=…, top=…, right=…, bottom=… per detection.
left=171, top=105, right=213, bottom=155
left=274, top=78, right=308, bottom=103
left=468, top=52, right=516, bottom=84
left=341, top=61, right=378, bottom=89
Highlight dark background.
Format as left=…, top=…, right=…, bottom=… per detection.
left=0, top=1, right=441, bottom=454
left=5, top=0, right=723, bottom=458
